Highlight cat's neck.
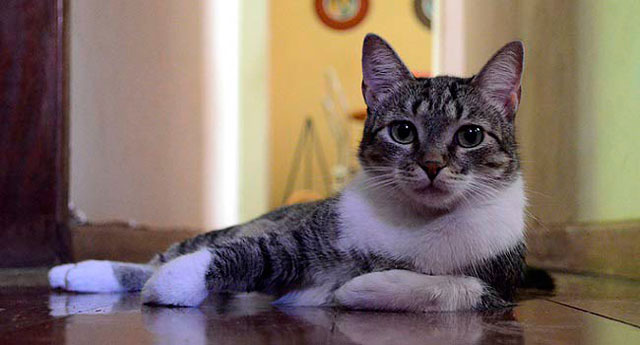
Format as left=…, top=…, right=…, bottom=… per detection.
left=338, top=172, right=526, bottom=273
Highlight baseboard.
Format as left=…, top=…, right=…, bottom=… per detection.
left=71, top=222, right=200, bottom=263
left=526, top=220, right=640, bottom=281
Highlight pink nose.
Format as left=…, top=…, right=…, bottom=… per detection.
left=421, top=161, right=445, bottom=181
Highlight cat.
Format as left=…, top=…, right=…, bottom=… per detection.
left=50, top=34, right=533, bottom=312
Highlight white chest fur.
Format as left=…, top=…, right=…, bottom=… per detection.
left=337, top=176, right=526, bottom=274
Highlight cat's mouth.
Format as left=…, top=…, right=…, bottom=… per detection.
left=400, top=179, right=464, bottom=210
left=412, top=183, right=448, bottom=195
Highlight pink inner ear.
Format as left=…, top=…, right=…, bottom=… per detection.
left=509, top=90, right=519, bottom=112
left=473, top=41, right=524, bottom=119
left=510, top=84, right=523, bottom=113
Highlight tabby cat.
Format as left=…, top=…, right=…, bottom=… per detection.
left=50, top=34, right=531, bottom=312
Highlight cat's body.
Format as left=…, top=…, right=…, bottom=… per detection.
left=50, top=34, right=532, bottom=312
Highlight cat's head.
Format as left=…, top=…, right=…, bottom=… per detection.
left=358, top=34, right=524, bottom=210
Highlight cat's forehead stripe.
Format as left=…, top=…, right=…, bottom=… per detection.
left=412, top=99, right=429, bottom=117
left=444, top=99, right=461, bottom=121
left=454, top=100, right=464, bottom=120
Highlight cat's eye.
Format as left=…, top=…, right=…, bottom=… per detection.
left=456, top=125, right=484, bottom=148
left=389, top=121, right=416, bottom=144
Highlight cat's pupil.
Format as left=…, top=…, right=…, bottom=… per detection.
left=397, top=124, right=411, bottom=139
left=463, top=129, right=478, bottom=142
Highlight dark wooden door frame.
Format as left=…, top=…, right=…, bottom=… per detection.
left=0, top=0, right=71, bottom=267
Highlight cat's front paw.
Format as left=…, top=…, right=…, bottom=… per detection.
left=335, top=271, right=406, bottom=310
left=49, top=263, right=75, bottom=289
left=418, top=276, right=486, bottom=312
left=49, top=261, right=124, bottom=292
left=335, top=270, right=486, bottom=312
left=142, top=249, right=212, bottom=307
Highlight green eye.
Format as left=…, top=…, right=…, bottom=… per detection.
left=389, top=121, right=416, bottom=144
left=456, top=125, right=484, bottom=148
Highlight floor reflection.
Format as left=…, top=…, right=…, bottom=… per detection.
left=142, top=307, right=208, bottom=345
left=49, top=292, right=134, bottom=316
left=0, top=272, right=630, bottom=344
left=48, top=292, right=524, bottom=345
left=286, top=307, right=523, bottom=345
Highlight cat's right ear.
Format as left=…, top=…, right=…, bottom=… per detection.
left=362, top=34, right=414, bottom=107
left=471, top=41, right=525, bottom=120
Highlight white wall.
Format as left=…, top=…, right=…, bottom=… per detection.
left=239, top=0, right=269, bottom=222
left=70, top=0, right=263, bottom=229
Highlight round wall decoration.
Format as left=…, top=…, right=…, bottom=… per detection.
left=315, top=0, right=369, bottom=31
left=414, top=0, right=433, bottom=30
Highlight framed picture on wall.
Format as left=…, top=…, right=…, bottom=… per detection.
left=315, top=0, right=369, bottom=31
left=414, top=0, right=433, bottom=30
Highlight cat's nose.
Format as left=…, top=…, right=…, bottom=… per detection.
left=420, top=161, right=445, bottom=181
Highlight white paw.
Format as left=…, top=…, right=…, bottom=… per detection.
left=48, top=263, right=75, bottom=289
left=63, top=260, right=124, bottom=293
left=335, top=270, right=485, bottom=312
left=335, top=271, right=409, bottom=310
left=420, top=276, right=485, bottom=312
left=142, top=249, right=212, bottom=307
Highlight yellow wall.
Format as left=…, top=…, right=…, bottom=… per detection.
left=269, top=1, right=432, bottom=208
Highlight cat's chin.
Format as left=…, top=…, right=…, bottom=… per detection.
left=412, top=184, right=448, bottom=196
left=402, top=184, right=463, bottom=211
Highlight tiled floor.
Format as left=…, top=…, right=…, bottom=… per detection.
left=0, top=270, right=638, bottom=344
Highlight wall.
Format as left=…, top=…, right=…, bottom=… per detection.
left=70, top=0, right=205, bottom=228
left=269, top=1, right=432, bottom=207
left=572, top=0, right=640, bottom=222
left=70, top=0, right=253, bottom=229
left=516, top=1, right=585, bottom=224
left=518, top=0, right=640, bottom=223
left=239, top=0, right=269, bottom=221
left=439, top=0, right=640, bottom=224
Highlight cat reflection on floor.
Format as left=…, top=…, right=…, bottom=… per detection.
left=48, top=293, right=524, bottom=345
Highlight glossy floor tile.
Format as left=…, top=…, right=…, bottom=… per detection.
left=0, top=271, right=638, bottom=344
left=547, top=273, right=640, bottom=327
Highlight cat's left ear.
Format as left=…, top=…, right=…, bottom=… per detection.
left=361, top=34, right=414, bottom=107
left=472, top=41, right=524, bottom=121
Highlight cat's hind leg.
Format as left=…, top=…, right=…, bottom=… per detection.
left=49, top=261, right=156, bottom=293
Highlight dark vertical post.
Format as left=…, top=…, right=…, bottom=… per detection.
left=0, top=0, right=71, bottom=267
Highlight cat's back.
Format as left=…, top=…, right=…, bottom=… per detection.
left=157, top=198, right=339, bottom=262
left=232, top=197, right=341, bottom=238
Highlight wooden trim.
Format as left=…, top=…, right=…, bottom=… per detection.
left=53, top=0, right=72, bottom=264
left=526, top=220, right=640, bottom=281
left=71, top=223, right=199, bottom=263
left=0, top=0, right=71, bottom=267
